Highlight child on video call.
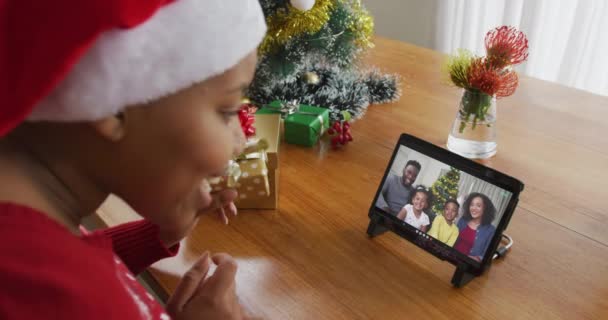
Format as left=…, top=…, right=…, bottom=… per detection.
left=396, top=187, right=431, bottom=232
left=1, top=0, right=266, bottom=318
left=427, top=199, right=460, bottom=246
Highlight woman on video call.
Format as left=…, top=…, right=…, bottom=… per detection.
left=454, top=193, right=497, bottom=262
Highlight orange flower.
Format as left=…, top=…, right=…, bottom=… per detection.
left=468, top=58, right=500, bottom=95
left=495, top=70, right=518, bottom=98
left=468, top=58, right=519, bottom=98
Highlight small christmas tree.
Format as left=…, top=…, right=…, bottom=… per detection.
left=430, top=167, right=460, bottom=216
left=249, top=0, right=400, bottom=122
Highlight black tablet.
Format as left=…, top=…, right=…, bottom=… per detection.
left=369, top=134, right=524, bottom=277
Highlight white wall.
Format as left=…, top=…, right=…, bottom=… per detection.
left=363, top=0, right=438, bottom=49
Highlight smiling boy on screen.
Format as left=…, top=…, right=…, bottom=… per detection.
left=427, top=199, right=460, bottom=246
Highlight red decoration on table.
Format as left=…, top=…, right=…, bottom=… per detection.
left=328, top=120, right=353, bottom=149
left=239, top=103, right=257, bottom=138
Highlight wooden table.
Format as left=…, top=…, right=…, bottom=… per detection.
left=98, top=37, right=608, bottom=319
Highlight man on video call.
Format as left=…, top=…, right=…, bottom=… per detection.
left=376, top=160, right=422, bottom=215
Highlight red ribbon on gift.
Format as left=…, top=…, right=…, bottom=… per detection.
left=239, top=103, right=257, bottom=138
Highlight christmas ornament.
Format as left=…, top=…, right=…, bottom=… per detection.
left=327, top=111, right=353, bottom=149
left=290, top=0, right=316, bottom=11
left=239, top=103, right=257, bottom=138
left=304, top=71, right=320, bottom=85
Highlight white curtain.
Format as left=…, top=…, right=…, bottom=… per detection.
left=434, top=0, right=608, bottom=97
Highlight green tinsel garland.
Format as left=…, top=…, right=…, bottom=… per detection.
left=247, top=57, right=401, bottom=122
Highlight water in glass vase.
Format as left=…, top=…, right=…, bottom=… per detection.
left=447, top=90, right=497, bottom=159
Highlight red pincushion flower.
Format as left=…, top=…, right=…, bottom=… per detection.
left=468, top=58, right=501, bottom=96
left=495, top=70, right=518, bottom=98
left=468, top=58, right=519, bottom=98
left=485, top=26, right=529, bottom=69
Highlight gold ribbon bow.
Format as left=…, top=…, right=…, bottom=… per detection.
left=208, top=138, right=269, bottom=189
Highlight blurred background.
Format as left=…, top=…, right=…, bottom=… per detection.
left=365, top=0, right=608, bottom=96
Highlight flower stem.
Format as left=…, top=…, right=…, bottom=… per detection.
left=458, top=89, right=493, bottom=133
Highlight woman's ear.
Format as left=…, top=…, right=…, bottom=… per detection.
left=91, top=112, right=127, bottom=142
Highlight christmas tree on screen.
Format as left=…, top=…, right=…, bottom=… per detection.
left=430, top=167, right=461, bottom=216
left=248, top=0, right=400, bottom=122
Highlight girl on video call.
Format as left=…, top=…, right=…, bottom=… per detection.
left=454, top=193, right=497, bottom=262
left=396, top=187, right=431, bottom=232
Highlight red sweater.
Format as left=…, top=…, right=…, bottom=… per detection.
left=0, top=202, right=179, bottom=319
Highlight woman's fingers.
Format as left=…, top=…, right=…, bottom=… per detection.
left=218, top=205, right=229, bottom=225
left=166, top=251, right=211, bottom=315
left=175, top=253, right=248, bottom=319
left=227, top=202, right=238, bottom=218
left=203, top=253, right=239, bottom=296
left=213, top=189, right=238, bottom=224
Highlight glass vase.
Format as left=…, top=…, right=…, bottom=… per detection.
left=447, top=89, right=497, bottom=159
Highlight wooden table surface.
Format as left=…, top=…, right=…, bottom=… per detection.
left=98, top=37, right=608, bottom=319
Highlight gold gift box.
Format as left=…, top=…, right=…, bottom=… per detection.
left=209, top=114, right=281, bottom=209
left=236, top=114, right=280, bottom=209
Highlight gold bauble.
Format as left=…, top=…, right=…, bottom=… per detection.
left=305, top=72, right=320, bottom=85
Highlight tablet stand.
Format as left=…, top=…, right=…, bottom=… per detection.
left=367, top=212, right=480, bottom=288
left=451, top=263, right=477, bottom=288
left=366, top=214, right=389, bottom=237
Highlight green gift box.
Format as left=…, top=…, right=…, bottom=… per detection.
left=257, top=100, right=330, bottom=147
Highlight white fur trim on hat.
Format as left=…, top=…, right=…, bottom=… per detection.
left=28, top=0, right=267, bottom=122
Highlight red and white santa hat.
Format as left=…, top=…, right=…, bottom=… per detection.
left=0, top=0, right=267, bottom=136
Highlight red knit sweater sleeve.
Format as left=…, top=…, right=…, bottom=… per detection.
left=0, top=204, right=172, bottom=319
left=94, top=220, right=180, bottom=275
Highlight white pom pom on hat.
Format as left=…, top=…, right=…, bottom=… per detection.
left=0, top=0, right=267, bottom=136
left=290, top=0, right=316, bottom=11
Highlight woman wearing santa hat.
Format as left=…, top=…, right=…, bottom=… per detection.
left=0, top=0, right=267, bottom=319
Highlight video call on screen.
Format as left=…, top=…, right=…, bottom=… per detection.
left=375, top=146, right=513, bottom=261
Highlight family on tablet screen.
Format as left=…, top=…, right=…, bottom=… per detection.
left=376, top=160, right=497, bottom=262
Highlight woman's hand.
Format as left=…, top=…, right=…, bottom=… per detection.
left=158, top=189, right=239, bottom=248
left=167, top=252, right=251, bottom=320
left=213, top=189, right=239, bottom=225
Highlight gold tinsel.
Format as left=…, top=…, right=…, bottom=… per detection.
left=260, top=0, right=335, bottom=55
left=346, top=0, right=374, bottom=49
left=260, top=0, right=375, bottom=55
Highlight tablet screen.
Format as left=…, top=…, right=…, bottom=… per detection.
left=374, top=145, right=513, bottom=264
